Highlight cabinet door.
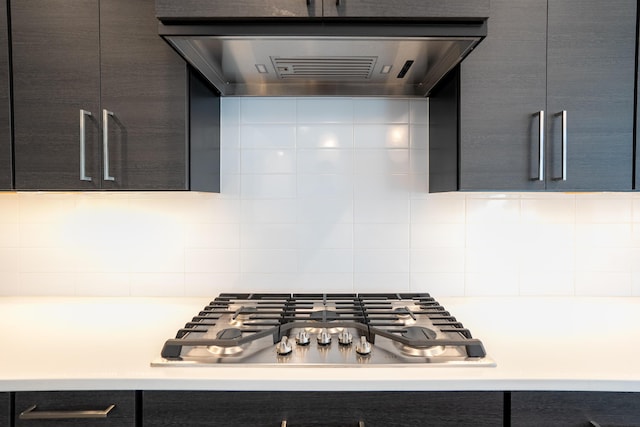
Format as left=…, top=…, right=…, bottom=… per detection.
left=156, top=0, right=322, bottom=19
left=143, top=391, right=502, bottom=427
left=15, top=391, right=136, bottom=427
left=100, top=0, right=188, bottom=190
left=0, top=392, right=9, bottom=427
left=511, top=391, right=640, bottom=426
left=323, top=0, right=489, bottom=18
left=458, top=0, right=547, bottom=191
left=545, top=0, right=636, bottom=191
left=12, top=0, right=101, bottom=190
left=0, top=0, right=11, bottom=190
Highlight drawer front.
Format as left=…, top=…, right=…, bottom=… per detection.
left=512, top=391, right=640, bottom=427
left=144, top=391, right=503, bottom=427
left=15, top=391, right=135, bottom=427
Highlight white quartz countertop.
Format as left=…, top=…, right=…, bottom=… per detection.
left=1, top=296, right=639, bottom=392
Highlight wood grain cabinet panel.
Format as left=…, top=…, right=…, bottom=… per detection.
left=14, top=391, right=136, bottom=427
left=0, top=0, right=11, bottom=190
left=0, top=392, right=9, bottom=427
left=156, top=0, right=323, bottom=19
left=511, top=391, right=640, bottom=427
left=454, top=0, right=636, bottom=191
left=143, top=391, right=503, bottom=427
left=322, top=0, right=489, bottom=18
left=12, top=0, right=190, bottom=190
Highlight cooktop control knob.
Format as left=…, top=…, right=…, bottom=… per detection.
left=338, top=330, right=353, bottom=345
left=296, top=330, right=310, bottom=346
left=276, top=336, right=293, bottom=355
left=317, top=328, right=331, bottom=346
left=355, top=336, right=372, bottom=355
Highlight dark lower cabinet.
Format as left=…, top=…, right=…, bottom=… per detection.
left=511, top=391, right=640, bottom=427
left=143, top=391, right=503, bottom=427
left=14, top=391, right=136, bottom=427
left=1, top=392, right=9, bottom=427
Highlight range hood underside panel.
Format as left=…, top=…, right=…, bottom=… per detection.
left=159, top=22, right=487, bottom=97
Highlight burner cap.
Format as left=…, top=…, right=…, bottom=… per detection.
left=216, top=328, right=243, bottom=340
left=309, top=309, right=339, bottom=322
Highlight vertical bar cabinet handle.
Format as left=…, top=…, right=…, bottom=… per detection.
left=19, top=404, right=115, bottom=420
left=102, top=109, right=115, bottom=181
left=561, top=110, right=567, bottom=181
left=538, top=110, right=544, bottom=181
left=336, top=0, right=341, bottom=5
left=79, top=109, right=92, bottom=181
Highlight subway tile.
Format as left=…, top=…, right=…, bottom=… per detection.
left=242, top=250, right=298, bottom=273
left=410, top=149, right=429, bottom=174
left=519, top=246, right=574, bottom=273
left=521, top=197, right=575, bottom=224
left=129, top=273, right=185, bottom=297
left=519, top=271, right=574, bottom=296
left=354, top=273, right=410, bottom=293
left=354, top=223, right=408, bottom=249
left=409, top=99, right=428, bottom=125
left=410, top=248, right=465, bottom=273
left=575, top=271, right=631, bottom=296
left=0, top=248, right=18, bottom=272
left=297, top=223, right=353, bottom=249
left=185, top=272, right=241, bottom=296
left=185, top=248, right=240, bottom=273
left=0, top=223, right=18, bottom=247
left=297, top=98, right=354, bottom=123
left=355, top=249, right=409, bottom=273
left=296, top=198, right=353, bottom=223
left=220, top=174, right=241, bottom=198
left=519, top=223, right=575, bottom=248
left=354, top=149, right=410, bottom=175
left=240, top=125, right=296, bottom=149
left=179, top=197, right=240, bottom=223
left=18, top=195, right=75, bottom=223
left=410, top=174, right=430, bottom=198
left=297, top=125, right=353, bottom=149
left=633, top=272, right=640, bottom=296
left=128, top=247, right=184, bottom=273
left=240, top=98, right=296, bottom=124
left=241, top=224, right=298, bottom=249
left=75, top=273, right=131, bottom=296
left=298, top=249, right=353, bottom=273
left=409, top=125, right=429, bottom=149
left=241, top=174, right=297, bottom=199
left=19, top=248, right=77, bottom=273
left=0, top=194, right=18, bottom=222
left=466, top=223, right=522, bottom=248
left=634, top=199, right=640, bottom=223
left=297, top=273, right=354, bottom=292
left=220, top=97, right=240, bottom=124
left=184, top=223, right=240, bottom=248
left=464, top=272, right=519, bottom=296
left=353, top=125, right=409, bottom=149
left=19, top=272, right=77, bottom=296
left=574, top=247, right=633, bottom=272
left=410, top=272, right=465, bottom=297
left=0, top=272, right=18, bottom=295
left=575, top=223, right=633, bottom=248
left=353, top=99, right=409, bottom=123
left=410, top=197, right=465, bottom=224
left=411, top=223, right=465, bottom=249
left=220, top=149, right=241, bottom=174
left=220, top=124, right=240, bottom=150
left=239, top=273, right=300, bottom=293
left=241, top=199, right=297, bottom=224
left=353, top=174, right=410, bottom=200
left=75, top=248, right=132, bottom=273
left=241, top=149, right=296, bottom=174
left=576, top=196, right=632, bottom=223
left=297, top=149, right=353, bottom=175
left=298, top=174, right=353, bottom=198
left=465, top=247, right=520, bottom=273
left=354, top=199, right=408, bottom=223
left=466, top=196, right=521, bottom=224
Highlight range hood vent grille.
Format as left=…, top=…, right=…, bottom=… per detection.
left=271, top=56, right=377, bottom=80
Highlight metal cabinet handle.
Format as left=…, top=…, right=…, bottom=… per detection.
left=79, top=109, right=92, bottom=181
left=537, top=110, right=544, bottom=181
left=560, top=110, right=567, bottom=181
left=589, top=422, right=601, bottom=427
left=336, top=0, right=341, bottom=5
left=19, top=404, right=115, bottom=420
left=102, top=109, right=115, bottom=181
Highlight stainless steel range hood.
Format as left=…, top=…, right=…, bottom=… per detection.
left=158, top=21, right=487, bottom=97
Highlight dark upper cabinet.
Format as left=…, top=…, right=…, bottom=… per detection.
left=0, top=0, right=11, bottom=190
left=455, top=0, right=636, bottom=191
left=637, top=25, right=640, bottom=191
left=12, top=0, right=190, bottom=191
left=156, top=0, right=488, bottom=19
left=511, top=391, right=640, bottom=426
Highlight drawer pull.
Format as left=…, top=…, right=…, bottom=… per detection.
left=102, top=109, right=116, bottom=181
left=19, top=403, right=115, bottom=420
left=79, top=109, right=92, bottom=182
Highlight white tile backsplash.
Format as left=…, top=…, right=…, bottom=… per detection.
left=1, top=97, right=640, bottom=297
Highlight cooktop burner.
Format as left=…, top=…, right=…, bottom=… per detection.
left=152, top=293, right=495, bottom=367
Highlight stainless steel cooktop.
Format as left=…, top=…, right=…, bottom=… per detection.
left=152, top=293, right=495, bottom=367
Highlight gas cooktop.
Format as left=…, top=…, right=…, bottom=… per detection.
left=152, top=293, right=495, bottom=367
